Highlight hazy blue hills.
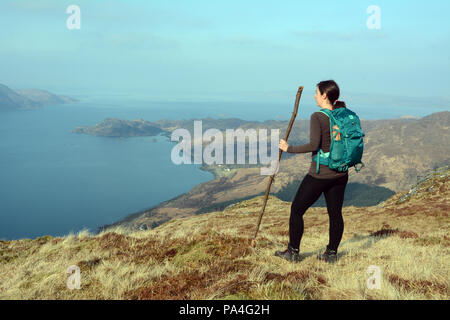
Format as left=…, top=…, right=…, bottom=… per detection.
left=72, top=118, right=166, bottom=137
left=71, top=116, right=255, bottom=138
left=0, top=83, right=77, bottom=111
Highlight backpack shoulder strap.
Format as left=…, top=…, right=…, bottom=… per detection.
left=318, top=109, right=342, bottom=141
left=318, top=109, right=340, bottom=125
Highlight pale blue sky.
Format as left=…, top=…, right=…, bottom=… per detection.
left=1, top=0, right=449, bottom=108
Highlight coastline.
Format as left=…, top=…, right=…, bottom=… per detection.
left=96, top=163, right=228, bottom=233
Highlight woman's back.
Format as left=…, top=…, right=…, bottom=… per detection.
left=287, top=106, right=348, bottom=179
left=309, top=111, right=348, bottom=179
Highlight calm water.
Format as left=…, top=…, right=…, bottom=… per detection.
left=0, top=97, right=298, bottom=240
left=0, top=96, right=441, bottom=240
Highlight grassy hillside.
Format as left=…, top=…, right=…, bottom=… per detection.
left=0, top=166, right=448, bottom=300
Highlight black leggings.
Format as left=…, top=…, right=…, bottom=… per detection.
left=289, top=173, right=348, bottom=252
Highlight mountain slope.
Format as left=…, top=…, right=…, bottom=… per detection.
left=0, top=83, right=76, bottom=110
left=0, top=166, right=448, bottom=300
left=15, top=88, right=77, bottom=106
left=352, top=111, right=450, bottom=191
left=0, top=84, right=40, bottom=110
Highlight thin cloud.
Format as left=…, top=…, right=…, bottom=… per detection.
left=81, top=31, right=181, bottom=51
left=4, top=0, right=60, bottom=11
left=210, top=35, right=296, bottom=51
left=290, top=29, right=388, bottom=42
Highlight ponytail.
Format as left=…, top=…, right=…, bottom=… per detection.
left=333, top=100, right=346, bottom=109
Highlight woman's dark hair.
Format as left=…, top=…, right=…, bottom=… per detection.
left=316, top=80, right=346, bottom=109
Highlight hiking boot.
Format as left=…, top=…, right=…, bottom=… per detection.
left=317, top=246, right=338, bottom=263
left=274, top=244, right=302, bottom=262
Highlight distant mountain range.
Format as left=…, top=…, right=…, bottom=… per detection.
left=72, top=118, right=165, bottom=137
left=0, top=83, right=77, bottom=110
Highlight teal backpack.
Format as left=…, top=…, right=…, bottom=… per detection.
left=312, top=108, right=365, bottom=174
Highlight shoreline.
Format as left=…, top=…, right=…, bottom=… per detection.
left=96, top=163, right=229, bottom=233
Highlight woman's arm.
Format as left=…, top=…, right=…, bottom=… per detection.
left=286, top=112, right=321, bottom=153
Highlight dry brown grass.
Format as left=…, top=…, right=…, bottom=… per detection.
left=0, top=171, right=448, bottom=300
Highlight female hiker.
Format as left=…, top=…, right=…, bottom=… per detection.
left=276, top=80, right=349, bottom=263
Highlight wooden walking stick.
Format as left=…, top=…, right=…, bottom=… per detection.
left=250, top=86, right=304, bottom=248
